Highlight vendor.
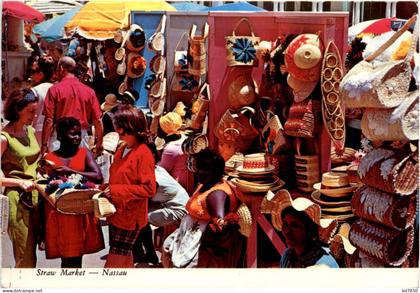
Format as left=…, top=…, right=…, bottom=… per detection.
left=275, top=193, right=339, bottom=268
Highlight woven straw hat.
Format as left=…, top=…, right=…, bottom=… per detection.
left=173, top=101, right=187, bottom=117
left=127, top=52, right=146, bottom=79
left=313, top=172, right=358, bottom=197
left=310, top=190, right=352, bottom=207
left=126, top=24, right=146, bottom=52
left=330, top=223, right=356, bottom=261
left=101, top=93, right=119, bottom=112
left=236, top=153, right=275, bottom=174
left=159, top=112, right=183, bottom=135
left=285, top=34, right=323, bottom=82
left=228, top=75, right=258, bottom=109
left=287, top=75, right=317, bottom=103
left=236, top=203, right=252, bottom=237
left=262, top=189, right=338, bottom=243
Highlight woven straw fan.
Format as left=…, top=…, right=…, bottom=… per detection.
left=321, top=41, right=346, bottom=152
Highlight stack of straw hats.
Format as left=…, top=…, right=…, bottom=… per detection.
left=311, top=172, right=358, bottom=222
left=230, top=153, right=284, bottom=194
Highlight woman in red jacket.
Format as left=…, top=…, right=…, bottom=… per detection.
left=103, top=105, right=156, bottom=268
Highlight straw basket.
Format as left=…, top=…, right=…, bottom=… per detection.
left=340, top=15, right=417, bottom=109
left=284, top=99, right=321, bottom=138
left=294, top=139, right=320, bottom=193
left=349, top=219, right=414, bottom=266
left=357, top=148, right=419, bottom=195
left=225, top=18, right=260, bottom=67
left=361, top=91, right=418, bottom=141
left=191, top=83, right=210, bottom=130
left=351, top=185, right=417, bottom=230
left=228, top=75, right=258, bottom=109
left=148, top=15, right=166, bottom=53
left=188, top=22, right=209, bottom=76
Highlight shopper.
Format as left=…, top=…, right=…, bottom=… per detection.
left=102, top=105, right=156, bottom=268
left=0, top=89, right=40, bottom=267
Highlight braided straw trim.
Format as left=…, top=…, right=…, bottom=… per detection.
left=0, top=194, right=8, bottom=234
left=321, top=40, right=346, bottom=151
left=237, top=203, right=252, bottom=237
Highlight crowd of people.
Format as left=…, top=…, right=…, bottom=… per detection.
left=1, top=54, right=340, bottom=269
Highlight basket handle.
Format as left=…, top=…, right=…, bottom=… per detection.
left=364, top=15, right=417, bottom=62
left=190, top=24, right=197, bottom=39
left=175, top=32, right=189, bottom=51
left=232, top=18, right=255, bottom=38
left=196, top=82, right=210, bottom=100
left=158, top=14, right=166, bottom=34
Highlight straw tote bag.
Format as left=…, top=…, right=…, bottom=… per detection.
left=188, top=22, right=209, bottom=76
left=174, top=32, right=189, bottom=73
left=340, top=15, right=417, bottom=109
left=351, top=185, right=417, bottom=231
left=215, top=106, right=259, bottom=153
left=357, top=148, right=419, bottom=195
left=294, top=138, right=320, bottom=193
left=225, top=18, right=260, bottom=67
left=191, top=83, right=210, bottom=130
left=148, top=15, right=166, bottom=53
left=261, top=111, right=290, bottom=154
left=284, top=98, right=321, bottom=138
left=361, top=91, right=419, bottom=141
left=171, top=73, right=201, bottom=93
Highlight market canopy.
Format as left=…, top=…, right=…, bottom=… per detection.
left=171, top=2, right=208, bottom=11
left=64, top=0, right=176, bottom=40
left=34, top=6, right=82, bottom=42
left=207, top=2, right=266, bottom=12
left=2, top=1, right=44, bottom=23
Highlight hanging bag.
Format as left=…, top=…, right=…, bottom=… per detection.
left=225, top=18, right=260, bottom=67
left=191, top=83, right=210, bottom=130
left=148, top=15, right=166, bottom=53
left=174, top=32, right=189, bottom=73
left=188, top=22, right=209, bottom=76
left=340, top=15, right=417, bottom=109
left=284, top=98, right=321, bottom=138
left=261, top=111, right=290, bottom=154
left=170, top=73, right=201, bottom=93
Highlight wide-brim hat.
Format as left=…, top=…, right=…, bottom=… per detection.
left=330, top=223, right=356, bottom=261
left=126, top=24, right=146, bottom=52
left=310, top=190, right=352, bottom=207
left=284, top=33, right=323, bottom=82
left=313, top=172, right=358, bottom=197
left=262, top=189, right=338, bottom=243
left=231, top=176, right=285, bottom=194
left=159, top=112, right=183, bottom=135
left=101, top=93, right=119, bottom=112
left=127, top=52, right=146, bottom=79
left=312, top=182, right=358, bottom=197
left=236, top=153, right=275, bottom=174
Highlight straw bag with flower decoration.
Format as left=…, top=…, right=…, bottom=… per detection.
left=340, top=15, right=417, bottom=109
left=225, top=18, right=260, bottom=67
left=190, top=83, right=210, bottom=130
left=188, top=22, right=209, bottom=76
left=215, top=106, right=259, bottom=154
left=171, top=73, right=201, bottom=93
left=284, top=98, right=321, bottom=138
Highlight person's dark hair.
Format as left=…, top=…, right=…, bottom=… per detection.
left=37, top=55, right=56, bottom=82
left=194, top=148, right=225, bottom=182
left=56, top=116, right=81, bottom=141
left=3, top=88, right=39, bottom=122
left=112, top=104, right=150, bottom=143
left=281, top=206, right=319, bottom=242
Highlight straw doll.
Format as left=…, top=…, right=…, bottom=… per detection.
left=43, top=117, right=104, bottom=268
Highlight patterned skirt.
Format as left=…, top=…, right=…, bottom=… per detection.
left=109, top=224, right=140, bottom=256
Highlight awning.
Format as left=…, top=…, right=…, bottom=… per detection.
left=2, top=1, right=44, bottom=23
left=64, top=0, right=176, bottom=40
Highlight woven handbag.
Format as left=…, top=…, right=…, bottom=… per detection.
left=284, top=98, right=321, bottom=138
left=148, top=15, right=166, bottom=53
left=294, top=138, right=320, bottom=193
left=170, top=73, right=201, bottom=93
left=174, top=32, right=189, bottom=73
left=191, top=83, right=210, bottom=130
left=351, top=185, right=417, bottom=230
left=357, top=148, right=419, bottom=195
left=225, top=18, right=260, bottom=67
left=349, top=218, right=414, bottom=266
left=214, top=106, right=259, bottom=153
left=261, top=111, right=290, bottom=154
left=188, top=22, right=209, bottom=76
left=340, top=15, right=417, bottom=109
left=361, top=91, right=419, bottom=141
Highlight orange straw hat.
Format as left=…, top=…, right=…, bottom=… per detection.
left=127, top=52, right=146, bottom=79
left=285, top=34, right=324, bottom=102
left=159, top=112, right=183, bottom=135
